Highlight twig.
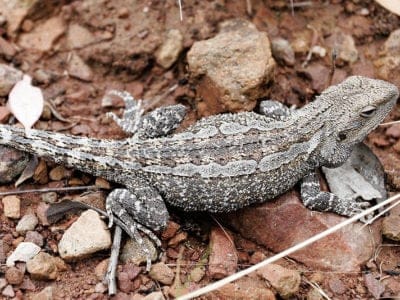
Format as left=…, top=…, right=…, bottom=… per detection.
left=303, top=277, right=331, bottom=300
left=176, top=193, right=400, bottom=300
left=0, top=185, right=98, bottom=196
left=177, top=0, right=183, bottom=21
left=106, top=225, right=123, bottom=296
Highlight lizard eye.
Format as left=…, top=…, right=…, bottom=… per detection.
left=338, top=132, right=347, bottom=141
left=360, top=105, right=377, bottom=118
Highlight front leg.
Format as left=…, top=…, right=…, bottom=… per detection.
left=300, top=172, right=370, bottom=217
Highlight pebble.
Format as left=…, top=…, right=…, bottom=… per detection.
left=382, top=215, right=400, bottom=241
left=6, top=242, right=40, bottom=267
left=31, top=286, right=53, bottom=300
left=0, top=106, right=11, bottom=123
left=161, top=221, right=180, bottom=240
left=167, top=231, right=187, bottom=247
left=326, top=29, right=358, bottom=63
left=0, top=146, right=29, bottom=184
left=208, top=227, right=237, bottom=279
left=2, top=285, right=15, bottom=298
left=41, top=192, right=58, bottom=204
left=156, top=29, right=183, bottom=69
left=94, top=258, right=109, bottom=281
left=149, top=262, right=175, bottom=285
left=19, top=16, right=66, bottom=52
left=19, top=277, right=36, bottom=291
left=143, top=291, right=164, bottom=300
left=67, top=24, right=96, bottom=49
left=257, top=263, right=301, bottom=299
left=189, top=265, right=206, bottom=283
left=120, top=236, right=158, bottom=265
left=5, top=266, right=24, bottom=285
left=36, top=202, right=50, bottom=225
left=328, top=278, right=346, bottom=295
left=58, top=210, right=111, bottom=260
left=16, top=213, right=39, bottom=234
left=364, top=273, right=385, bottom=299
left=68, top=52, right=94, bottom=82
left=2, top=195, right=21, bottom=219
left=26, top=252, right=58, bottom=280
left=49, top=165, right=72, bottom=181
left=0, top=278, right=6, bottom=290
left=271, top=38, right=295, bottom=66
left=0, top=63, right=23, bottom=96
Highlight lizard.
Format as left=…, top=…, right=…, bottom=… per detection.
left=0, top=75, right=398, bottom=268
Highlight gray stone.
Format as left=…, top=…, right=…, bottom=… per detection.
left=16, top=213, right=38, bottom=234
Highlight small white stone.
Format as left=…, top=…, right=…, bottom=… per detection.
left=16, top=213, right=39, bottom=233
left=6, top=242, right=41, bottom=267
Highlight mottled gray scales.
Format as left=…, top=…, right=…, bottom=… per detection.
left=0, top=76, right=398, bottom=268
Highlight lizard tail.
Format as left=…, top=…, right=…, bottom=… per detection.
left=0, top=125, right=125, bottom=177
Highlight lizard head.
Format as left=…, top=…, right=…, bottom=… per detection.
left=318, top=76, right=398, bottom=167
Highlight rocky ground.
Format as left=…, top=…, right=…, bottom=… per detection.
left=1, top=0, right=400, bottom=299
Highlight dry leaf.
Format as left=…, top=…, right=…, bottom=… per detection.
left=374, top=0, right=400, bottom=16
left=7, top=74, right=44, bottom=133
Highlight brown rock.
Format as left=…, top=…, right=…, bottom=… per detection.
left=325, top=28, right=358, bottom=64
left=187, top=19, right=275, bottom=116
left=5, top=266, right=24, bottom=285
left=0, top=63, right=23, bottom=96
left=364, top=273, right=385, bottom=299
left=161, top=221, right=180, bottom=240
left=36, top=202, right=50, bottom=225
left=0, top=106, right=11, bottom=124
left=49, top=165, right=71, bottom=181
left=2, top=195, right=21, bottom=219
left=149, top=262, right=175, bottom=285
left=156, top=29, right=183, bottom=69
left=94, top=258, right=109, bottom=281
left=19, top=16, right=66, bottom=52
left=226, top=191, right=381, bottom=271
left=0, top=36, right=17, bottom=58
left=382, top=215, right=400, bottom=241
left=386, top=124, right=400, bottom=138
left=0, top=145, right=29, bottom=184
left=301, top=64, right=330, bottom=93
left=168, top=231, right=187, bottom=247
left=33, top=159, right=48, bottom=184
left=257, top=264, right=300, bottom=299
left=212, top=275, right=275, bottom=300
left=68, top=52, right=93, bottom=82
left=117, top=271, right=132, bottom=293
left=31, top=286, right=53, bottom=300
left=26, top=252, right=58, bottom=280
left=328, top=278, right=346, bottom=295
left=208, top=226, right=238, bottom=279
left=67, top=24, right=96, bottom=49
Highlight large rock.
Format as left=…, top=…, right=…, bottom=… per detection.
left=58, top=209, right=111, bottom=260
left=187, top=19, right=275, bottom=116
left=225, top=191, right=381, bottom=271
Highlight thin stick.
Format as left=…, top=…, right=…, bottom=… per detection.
left=106, top=225, right=123, bottom=295
left=177, top=193, right=400, bottom=300
left=177, top=0, right=183, bottom=21
left=0, top=185, right=98, bottom=196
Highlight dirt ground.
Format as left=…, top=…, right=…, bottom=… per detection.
left=1, top=0, right=400, bottom=299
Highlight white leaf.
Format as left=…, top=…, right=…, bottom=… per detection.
left=7, top=74, right=44, bottom=133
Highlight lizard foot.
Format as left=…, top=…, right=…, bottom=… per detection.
left=105, top=90, right=144, bottom=135
left=105, top=186, right=168, bottom=269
